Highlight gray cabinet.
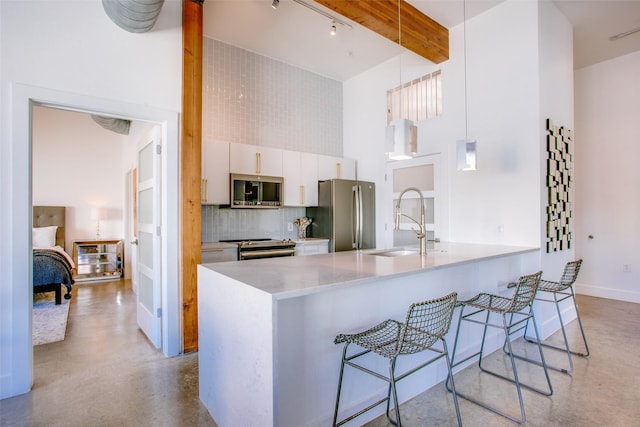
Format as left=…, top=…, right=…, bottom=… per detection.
left=202, top=243, right=238, bottom=263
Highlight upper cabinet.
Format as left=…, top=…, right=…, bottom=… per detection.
left=317, top=155, right=356, bottom=181
left=283, top=150, right=318, bottom=207
left=202, top=142, right=356, bottom=206
left=202, top=140, right=230, bottom=205
left=230, top=144, right=283, bottom=177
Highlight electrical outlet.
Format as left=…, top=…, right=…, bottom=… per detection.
left=623, top=264, right=631, bottom=273
left=288, top=223, right=293, bottom=231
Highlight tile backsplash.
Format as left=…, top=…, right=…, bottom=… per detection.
left=202, top=205, right=307, bottom=242
left=203, top=37, right=343, bottom=156
left=201, top=37, right=344, bottom=243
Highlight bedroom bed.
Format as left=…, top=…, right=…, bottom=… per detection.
left=33, top=206, right=75, bottom=304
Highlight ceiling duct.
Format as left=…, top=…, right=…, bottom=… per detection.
left=91, top=115, right=131, bottom=135
left=102, top=0, right=165, bottom=33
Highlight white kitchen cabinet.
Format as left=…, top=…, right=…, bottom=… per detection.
left=202, top=140, right=230, bottom=205
left=294, top=239, right=329, bottom=256
left=317, top=154, right=356, bottom=181
left=282, top=150, right=318, bottom=206
left=230, top=143, right=283, bottom=177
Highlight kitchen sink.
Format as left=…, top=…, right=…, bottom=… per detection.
left=369, top=247, right=447, bottom=257
left=369, top=249, right=420, bottom=257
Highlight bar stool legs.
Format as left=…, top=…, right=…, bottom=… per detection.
left=446, top=271, right=552, bottom=424
left=509, top=260, right=589, bottom=374
left=333, top=292, right=462, bottom=427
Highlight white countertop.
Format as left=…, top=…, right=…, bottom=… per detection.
left=200, top=242, right=538, bottom=299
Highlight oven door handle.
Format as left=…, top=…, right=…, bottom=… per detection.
left=240, top=248, right=295, bottom=259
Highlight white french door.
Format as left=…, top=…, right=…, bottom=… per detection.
left=136, top=129, right=162, bottom=348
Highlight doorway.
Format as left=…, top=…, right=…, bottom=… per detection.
left=31, top=104, right=158, bottom=342
left=7, top=84, right=181, bottom=396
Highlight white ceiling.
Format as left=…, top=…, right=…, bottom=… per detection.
left=203, top=0, right=640, bottom=81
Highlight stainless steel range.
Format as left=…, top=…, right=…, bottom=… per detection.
left=220, top=238, right=296, bottom=260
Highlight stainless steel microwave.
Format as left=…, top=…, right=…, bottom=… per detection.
left=230, top=173, right=283, bottom=208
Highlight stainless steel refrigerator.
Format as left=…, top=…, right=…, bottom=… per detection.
left=307, top=179, right=375, bottom=252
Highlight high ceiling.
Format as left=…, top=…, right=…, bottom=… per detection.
left=203, top=0, right=640, bottom=81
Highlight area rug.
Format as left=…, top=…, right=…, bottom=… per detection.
left=32, top=291, right=70, bottom=345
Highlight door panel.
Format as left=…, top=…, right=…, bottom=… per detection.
left=136, top=132, right=161, bottom=348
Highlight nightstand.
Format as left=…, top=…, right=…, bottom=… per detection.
left=73, top=239, right=123, bottom=282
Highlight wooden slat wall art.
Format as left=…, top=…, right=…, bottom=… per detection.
left=182, top=0, right=204, bottom=353
left=314, top=0, right=449, bottom=64
left=545, top=118, right=573, bottom=253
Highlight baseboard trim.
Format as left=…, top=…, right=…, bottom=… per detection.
left=576, top=283, right=640, bottom=304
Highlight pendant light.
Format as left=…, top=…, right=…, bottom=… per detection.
left=456, top=0, right=477, bottom=171
left=385, top=0, right=417, bottom=161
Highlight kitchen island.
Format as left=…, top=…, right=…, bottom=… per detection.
left=198, top=242, right=540, bottom=427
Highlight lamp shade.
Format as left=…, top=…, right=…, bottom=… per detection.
left=385, top=119, right=417, bottom=160
left=90, top=207, right=105, bottom=221
left=456, top=139, right=477, bottom=171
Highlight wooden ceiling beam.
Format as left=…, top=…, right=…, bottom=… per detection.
left=314, top=0, right=449, bottom=64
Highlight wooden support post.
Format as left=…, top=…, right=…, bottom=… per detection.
left=182, top=0, right=203, bottom=353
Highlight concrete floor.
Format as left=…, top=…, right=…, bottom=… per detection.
left=1, top=280, right=638, bottom=426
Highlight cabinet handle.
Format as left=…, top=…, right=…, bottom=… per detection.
left=256, top=152, right=261, bottom=174
left=300, top=185, right=305, bottom=205
left=201, top=179, right=208, bottom=203
left=336, top=162, right=341, bottom=179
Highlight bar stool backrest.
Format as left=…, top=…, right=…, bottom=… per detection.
left=398, top=292, right=458, bottom=356
left=558, top=259, right=583, bottom=289
left=508, top=271, right=542, bottom=313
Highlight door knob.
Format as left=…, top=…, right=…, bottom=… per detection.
left=131, top=238, right=139, bottom=245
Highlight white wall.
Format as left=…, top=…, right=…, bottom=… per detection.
left=344, top=0, right=569, bottom=251
left=537, top=0, right=576, bottom=279
left=1, top=0, right=182, bottom=399
left=574, top=51, right=640, bottom=302
left=449, top=0, right=541, bottom=246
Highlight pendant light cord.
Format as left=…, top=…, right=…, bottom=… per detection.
left=463, top=0, right=468, bottom=139
left=398, top=0, right=403, bottom=118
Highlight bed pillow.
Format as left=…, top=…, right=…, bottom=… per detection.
left=33, top=226, right=58, bottom=248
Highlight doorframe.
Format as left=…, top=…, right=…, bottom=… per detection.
left=125, top=168, right=138, bottom=293
left=8, top=83, right=181, bottom=395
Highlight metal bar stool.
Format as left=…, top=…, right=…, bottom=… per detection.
left=446, top=271, right=552, bottom=424
left=332, top=292, right=462, bottom=427
left=508, top=259, right=588, bottom=374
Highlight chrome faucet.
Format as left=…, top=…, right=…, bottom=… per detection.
left=395, top=187, right=427, bottom=255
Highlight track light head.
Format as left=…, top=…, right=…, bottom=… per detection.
left=272, top=0, right=279, bottom=9
left=330, top=23, right=337, bottom=36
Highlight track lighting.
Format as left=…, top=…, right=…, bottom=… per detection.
left=272, top=0, right=279, bottom=9
left=292, top=0, right=353, bottom=32
left=609, top=25, right=640, bottom=41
